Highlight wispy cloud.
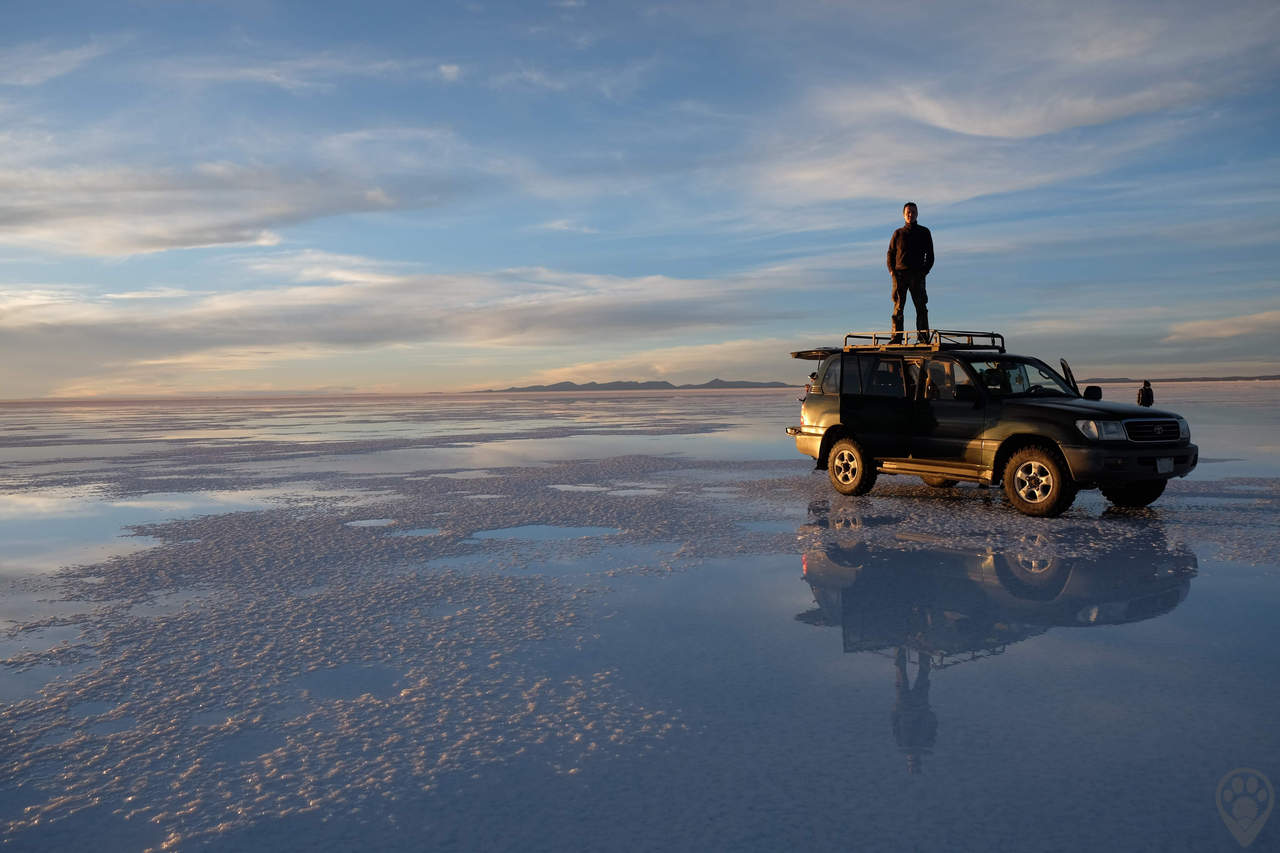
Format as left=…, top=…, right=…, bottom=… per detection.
left=813, top=82, right=1206, bottom=141
left=155, top=53, right=463, bottom=93
left=0, top=252, right=795, bottom=395
left=0, top=37, right=122, bottom=86
left=748, top=118, right=1183, bottom=206
left=0, top=163, right=401, bottom=255
left=490, top=57, right=658, bottom=99
left=102, top=287, right=198, bottom=301
left=518, top=336, right=801, bottom=387
left=531, top=219, right=598, bottom=233
left=1165, top=310, right=1280, bottom=341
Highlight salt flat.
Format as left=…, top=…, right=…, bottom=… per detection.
left=2, top=387, right=1278, bottom=851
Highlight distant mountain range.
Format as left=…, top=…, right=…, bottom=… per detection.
left=480, top=373, right=1280, bottom=393
left=479, top=378, right=792, bottom=393
left=1083, top=374, right=1280, bottom=383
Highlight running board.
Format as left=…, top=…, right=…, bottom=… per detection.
left=877, top=459, right=994, bottom=484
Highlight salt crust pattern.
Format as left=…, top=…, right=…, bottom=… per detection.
left=1, top=394, right=1277, bottom=849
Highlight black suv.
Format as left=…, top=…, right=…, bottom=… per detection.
left=785, top=330, right=1198, bottom=516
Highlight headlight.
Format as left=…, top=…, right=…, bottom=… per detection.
left=1177, top=417, right=1190, bottom=440
left=1075, top=419, right=1126, bottom=441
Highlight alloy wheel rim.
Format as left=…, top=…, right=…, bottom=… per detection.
left=1014, top=460, right=1053, bottom=503
left=833, top=449, right=858, bottom=484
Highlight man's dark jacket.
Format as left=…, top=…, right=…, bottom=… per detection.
left=886, top=224, right=934, bottom=274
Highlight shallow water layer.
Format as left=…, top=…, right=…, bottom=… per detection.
left=0, top=387, right=1277, bottom=852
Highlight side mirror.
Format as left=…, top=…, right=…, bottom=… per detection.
left=955, top=384, right=980, bottom=404
left=1083, top=385, right=1102, bottom=401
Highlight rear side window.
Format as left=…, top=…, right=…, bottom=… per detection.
left=820, top=357, right=840, bottom=394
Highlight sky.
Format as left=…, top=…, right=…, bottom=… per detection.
left=1, top=0, right=1278, bottom=398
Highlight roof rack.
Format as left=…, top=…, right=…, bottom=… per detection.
left=842, top=329, right=1005, bottom=353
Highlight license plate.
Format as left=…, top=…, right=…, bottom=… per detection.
left=1156, top=457, right=1173, bottom=474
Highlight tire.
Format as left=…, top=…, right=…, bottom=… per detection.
left=920, top=475, right=958, bottom=488
left=1002, top=445, right=1078, bottom=517
left=1101, top=479, right=1167, bottom=508
left=996, top=552, right=1070, bottom=599
left=828, top=438, right=878, bottom=496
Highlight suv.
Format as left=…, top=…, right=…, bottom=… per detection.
left=785, top=330, right=1198, bottom=516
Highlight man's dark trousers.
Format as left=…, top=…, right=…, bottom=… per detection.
left=891, top=270, right=929, bottom=340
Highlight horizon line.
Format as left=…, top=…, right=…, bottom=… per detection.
left=4, top=373, right=1280, bottom=406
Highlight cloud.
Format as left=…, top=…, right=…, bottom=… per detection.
left=0, top=37, right=121, bottom=86
left=514, top=336, right=803, bottom=387
left=734, top=0, right=1280, bottom=206
left=154, top=53, right=463, bottom=93
left=490, top=57, right=658, bottom=100
left=749, top=119, right=1181, bottom=206
left=531, top=219, right=598, bottom=233
left=102, top=287, right=198, bottom=301
left=0, top=252, right=797, bottom=396
left=0, top=163, right=406, bottom=255
left=1164, top=310, right=1280, bottom=341
left=814, top=82, right=1206, bottom=141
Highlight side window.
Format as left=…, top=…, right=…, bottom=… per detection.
left=820, top=357, right=840, bottom=394
left=924, top=359, right=973, bottom=400
left=860, top=356, right=906, bottom=398
left=971, top=360, right=1014, bottom=396
left=925, top=360, right=956, bottom=400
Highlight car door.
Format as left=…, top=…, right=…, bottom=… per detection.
left=915, top=357, right=987, bottom=461
left=841, top=353, right=912, bottom=458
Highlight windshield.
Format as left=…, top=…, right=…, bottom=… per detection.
left=966, top=358, right=1076, bottom=399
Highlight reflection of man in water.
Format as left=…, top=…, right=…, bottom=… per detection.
left=892, top=647, right=937, bottom=774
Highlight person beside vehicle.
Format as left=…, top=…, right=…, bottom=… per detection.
left=886, top=202, right=934, bottom=343
left=1137, top=380, right=1154, bottom=407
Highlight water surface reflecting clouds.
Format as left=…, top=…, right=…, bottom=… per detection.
left=1, top=388, right=1277, bottom=851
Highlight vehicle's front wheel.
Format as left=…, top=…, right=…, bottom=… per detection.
left=1002, top=446, right=1078, bottom=517
left=828, top=438, right=877, bottom=496
left=920, top=475, right=958, bottom=488
left=1101, top=479, right=1167, bottom=507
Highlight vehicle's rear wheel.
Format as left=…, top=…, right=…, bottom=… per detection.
left=1002, top=446, right=1078, bottom=517
left=1100, top=479, right=1167, bottom=507
left=920, top=475, right=958, bottom=488
left=828, top=438, right=877, bottom=496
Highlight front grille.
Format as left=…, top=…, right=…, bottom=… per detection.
left=1125, top=419, right=1180, bottom=442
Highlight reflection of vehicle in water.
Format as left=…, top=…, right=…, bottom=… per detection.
left=796, top=501, right=1197, bottom=773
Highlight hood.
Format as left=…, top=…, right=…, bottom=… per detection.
left=1002, top=397, right=1183, bottom=420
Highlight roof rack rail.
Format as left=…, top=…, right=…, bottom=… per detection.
left=842, top=329, right=1005, bottom=353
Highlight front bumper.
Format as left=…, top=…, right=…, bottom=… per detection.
left=786, top=426, right=823, bottom=460
left=1061, top=442, right=1198, bottom=484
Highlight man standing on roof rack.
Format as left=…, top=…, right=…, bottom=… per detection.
left=887, top=201, right=934, bottom=343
